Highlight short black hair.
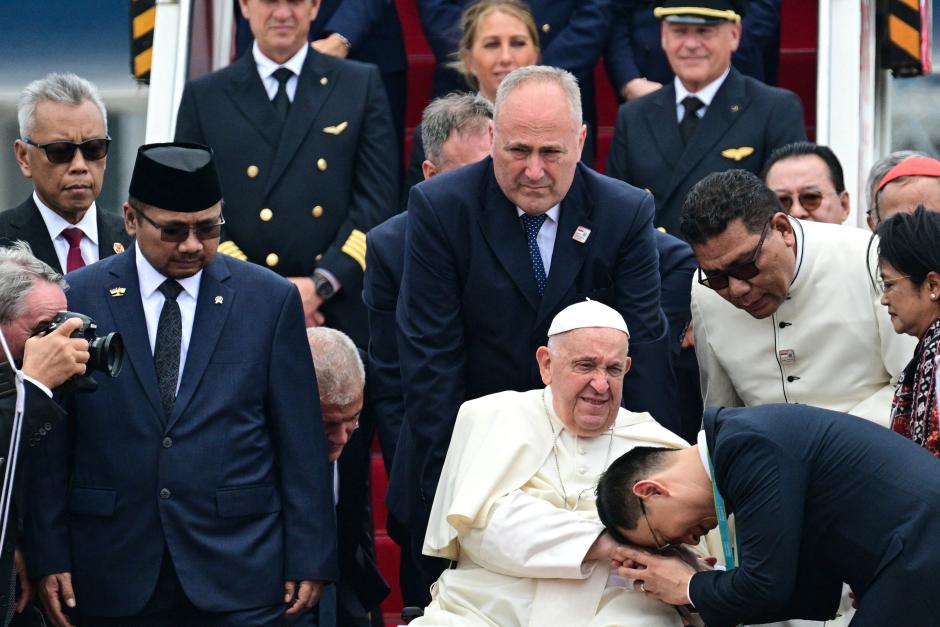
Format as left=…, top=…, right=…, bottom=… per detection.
left=596, top=447, right=675, bottom=541
left=876, top=206, right=940, bottom=286
left=761, top=141, right=846, bottom=194
left=679, top=169, right=781, bottom=245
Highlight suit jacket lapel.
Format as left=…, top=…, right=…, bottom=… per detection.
left=9, top=198, right=62, bottom=273
left=643, top=85, right=684, bottom=172
left=478, top=167, right=540, bottom=311
left=96, top=209, right=126, bottom=260
left=265, top=51, right=334, bottom=197
left=226, top=54, right=284, bottom=150
left=167, top=255, right=233, bottom=431
left=104, top=246, right=164, bottom=423
left=664, top=70, right=750, bottom=203
left=536, top=167, right=591, bottom=328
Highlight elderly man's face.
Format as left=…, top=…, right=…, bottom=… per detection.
left=239, top=0, right=319, bottom=64
left=321, top=392, right=363, bottom=462
left=661, top=21, right=740, bottom=93
left=536, top=327, right=630, bottom=437
left=765, top=155, right=849, bottom=224
left=877, top=177, right=940, bottom=224
left=124, top=202, right=222, bottom=279
left=14, top=99, right=107, bottom=224
left=491, top=81, right=586, bottom=216
left=422, top=126, right=492, bottom=180
left=693, top=213, right=797, bottom=319
left=0, top=280, right=66, bottom=362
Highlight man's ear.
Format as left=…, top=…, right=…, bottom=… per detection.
left=421, top=160, right=437, bottom=181
left=123, top=202, right=138, bottom=237
left=632, top=479, right=668, bottom=499
left=13, top=140, right=31, bottom=179
left=535, top=345, right=552, bottom=386
left=772, top=211, right=796, bottom=247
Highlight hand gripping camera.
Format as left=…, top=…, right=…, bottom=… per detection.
left=35, top=311, right=124, bottom=392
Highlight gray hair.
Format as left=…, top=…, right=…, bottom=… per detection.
left=867, top=150, right=928, bottom=220
left=421, top=93, right=494, bottom=167
left=0, top=241, right=66, bottom=325
left=18, top=72, right=108, bottom=139
left=306, top=327, right=365, bottom=406
left=494, top=65, right=582, bottom=129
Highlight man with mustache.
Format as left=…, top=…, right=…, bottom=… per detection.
left=606, top=0, right=806, bottom=237
left=683, top=169, right=913, bottom=428
left=25, top=142, right=336, bottom=626
left=2, top=73, right=131, bottom=273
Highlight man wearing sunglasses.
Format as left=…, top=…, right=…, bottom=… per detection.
left=24, top=143, right=337, bottom=627
left=762, top=141, right=851, bottom=225
left=683, top=169, right=914, bottom=429
left=3, top=73, right=131, bottom=274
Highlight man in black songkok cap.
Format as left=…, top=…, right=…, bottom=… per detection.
left=25, top=142, right=337, bottom=626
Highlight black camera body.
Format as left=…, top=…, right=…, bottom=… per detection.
left=37, top=311, right=124, bottom=391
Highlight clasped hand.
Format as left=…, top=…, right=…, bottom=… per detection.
left=610, top=545, right=715, bottom=606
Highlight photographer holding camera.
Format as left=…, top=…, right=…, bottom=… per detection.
left=0, top=241, right=89, bottom=625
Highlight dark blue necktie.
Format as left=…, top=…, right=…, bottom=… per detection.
left=154, top=279, right=183, bottom=420
left=271, top=67, right=293, bottom=121
left=521, top=213, right=548, bottom=295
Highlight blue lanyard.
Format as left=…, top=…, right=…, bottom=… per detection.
left=708, top=454, right=735, bottom=570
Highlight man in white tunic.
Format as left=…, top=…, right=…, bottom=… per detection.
left=683, top=169, right=914, bottom=428
left=414, top=301, right=704, bottom=627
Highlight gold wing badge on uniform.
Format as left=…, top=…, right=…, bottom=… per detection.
left=721, top=146, right=755, bottom=161
left=323, top=121, right=348, bottom=135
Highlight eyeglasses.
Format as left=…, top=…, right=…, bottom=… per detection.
left=776, top=191, right=827, bottom=213
left=638, top=497, right=672, bottom=551
left=22, top=137, right=111, bottom=164
left=877, top=274, right=911, bottom=295
left=135, top=208, right=225, bottom=243
left=698, top=219, right=772, bottom=291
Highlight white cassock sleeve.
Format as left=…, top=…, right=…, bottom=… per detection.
left=455, top=489, right=606, bottom=580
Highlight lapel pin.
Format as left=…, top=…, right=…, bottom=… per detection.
left=572, top=226, right=591, bottom=244
left=323, top=121, right=348, bottom=135
left=214, top=296, right=224, bottom=305
left=113, top=242, right=125, bottom=254
left=730, top=104, right=740, bottom=112
left=109, top=287, right=126, bottom=297
left=778, top=349, right=796, bottom=364
left=721, top=146, right=754, bottom=161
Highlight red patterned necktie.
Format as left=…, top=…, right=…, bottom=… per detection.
left=61, top=228, right=86, bottom=272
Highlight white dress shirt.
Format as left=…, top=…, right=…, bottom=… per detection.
left=674, top=68, right=731, bottom=123
left=253, top=41, right=307, bottom=102
left=135, top=251, right=201, bottom=392
left=34, top=192, right=100, bottom=271
left=516, top=204, right=560, bottom=275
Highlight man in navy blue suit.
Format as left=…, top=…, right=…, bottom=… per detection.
left=606, top=0, right=805, bottom=236
left=394, top=65, right=678, bottom=605
left=596, top=404, right=940, bottom=626
left=25, top=143, right=337, bottom=626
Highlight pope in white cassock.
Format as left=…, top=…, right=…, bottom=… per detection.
left=413, top=300, right=707, bottom=627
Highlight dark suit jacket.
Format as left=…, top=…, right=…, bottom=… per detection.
left=695, top=404, right=940, bottom=626
left=174, top=49, right=398, bottom=346
left=24, top=247, right=337, bottom=617
left=604, top=0, right=781, bottom=89
left=0, top=197, right=131, bottom=274
left=392, top=158, right=678, bottom=527
left=606, top=68, right=806, bottom=236
left=655, top=231, right=701, bottom=441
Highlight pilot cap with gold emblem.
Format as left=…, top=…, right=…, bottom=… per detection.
left=654, top=0, right=745, bottom=24
left=129, top=142, right=223, bottom=212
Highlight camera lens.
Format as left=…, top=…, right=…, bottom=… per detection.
left=87, top=332, right=124, bottom=378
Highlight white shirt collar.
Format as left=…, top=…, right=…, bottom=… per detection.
left=696, top=430, right=712, bottom=480
left=33, top=192, right=99, bottom=245
left=516, top=204, right=561, bottom=222
left=674, top=67, right=731, bottom=109
left=787, top=216, right=806, bottom=292
left=252, top=41, right=307, bottom=81
left=134, top=246, right=202, bottom=302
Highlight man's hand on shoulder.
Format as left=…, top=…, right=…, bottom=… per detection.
left=22, top=318, right=89, bottom=390
left=288, top=277, right=326, bottom=328
left=311, top=34, right=350, bottom=59
left=283, top=579, right=324, bottom=616
left=39, top=572, right=76, bottom=627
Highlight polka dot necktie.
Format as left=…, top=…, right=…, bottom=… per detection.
left=521, top=213, right=548, bottom=296
left=154, top=279, right=183, bottom=421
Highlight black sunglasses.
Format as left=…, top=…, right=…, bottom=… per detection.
left=23, top=137, right=111, bottom=165
left=698, top=219, right=772, bottom=291
left=136, top=208, right=225, bottom=243
left=776, top=191, right=825, bottom=212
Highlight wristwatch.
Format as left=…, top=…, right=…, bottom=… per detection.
left=312, top=271, right=335, bottom=300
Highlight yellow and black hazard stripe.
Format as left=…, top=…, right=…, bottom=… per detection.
left=130, top=0, right=156, bottom=83
left=881, top=0, right=927, bottom=77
